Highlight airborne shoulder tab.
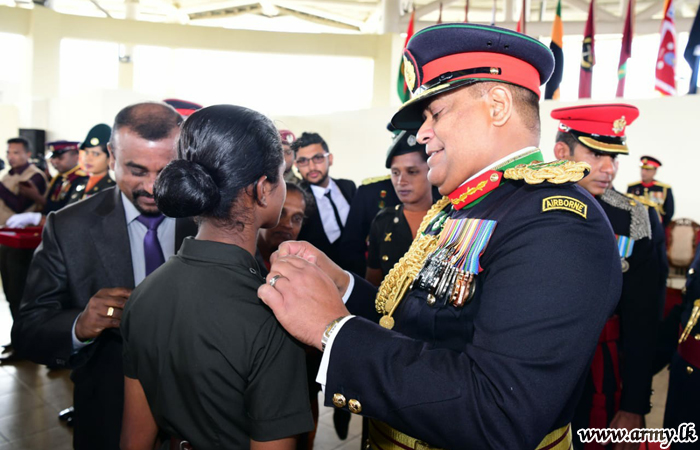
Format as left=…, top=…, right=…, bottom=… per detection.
left=362, top=174, right=391, bottom=185
left=504, top=160, right=591, bottom=185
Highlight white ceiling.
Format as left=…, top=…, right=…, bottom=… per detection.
left=6, top=0, right=700, bottom=35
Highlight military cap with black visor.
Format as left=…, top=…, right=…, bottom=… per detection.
left=391, top=23, right=555, bottom=130
left=551, top=103, right=668, bottom=446
left=69, top=124, right=116, bottom=205
left=276, top=23, right=624, bottom=450
left=80, top=124, right=111, bottom=150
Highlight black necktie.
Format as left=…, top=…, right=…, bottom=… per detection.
left=324, top=190, right=345, bottom=232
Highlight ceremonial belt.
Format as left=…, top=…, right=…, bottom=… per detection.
left=678, top=332, right=700, bottom=370
left=368, top=419, right=572, bottom=450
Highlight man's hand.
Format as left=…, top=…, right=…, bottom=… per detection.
left=609, top=410, right=645, bottom=450
left=18, top=181, right=42, bottom=202
left=272, top=241, right=350, bottom=296
left=258, top=255, right=350, bottom=350
left=75, top=287, right=133, bottom=342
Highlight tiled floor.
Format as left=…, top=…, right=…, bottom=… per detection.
left=0, top=302, right=670, bottom=450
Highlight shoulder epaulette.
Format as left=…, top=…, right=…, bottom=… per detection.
left=503, top=160, right=590, bottom=185
left=653, top=181, right=671, bottom=189
left=601, top=189, right=652, bottom=240
left=362, top=174, right=391, bottom=185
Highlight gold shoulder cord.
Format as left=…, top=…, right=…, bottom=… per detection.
left=503, top=160, right=590, bottom=184
left=375, top=197, right=451, bottom=329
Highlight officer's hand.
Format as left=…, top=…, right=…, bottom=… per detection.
left=272, top=241, right=350, bottom=296
left=609, top=410, right=644, bottom=450
left=18, top=181, right=42, bottom=202
left=258, top=255, right=349, bottom=350
left=75, top=287, right=133, bottom=342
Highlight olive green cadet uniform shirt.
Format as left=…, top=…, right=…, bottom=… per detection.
left=122, top=238, right=314, bottom=450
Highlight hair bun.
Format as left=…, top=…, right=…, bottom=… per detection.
left=154, top=159, right=220, bottom=217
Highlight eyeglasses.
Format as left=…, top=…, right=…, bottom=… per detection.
left=295, top=152, right=329, bottom=167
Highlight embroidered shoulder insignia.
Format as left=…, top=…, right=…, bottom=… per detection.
left=542, top=196, right=588, bottom=219
left=362, top=175, right=391, bottom=185
left=625, top=193, right=656, bottom=209
left=504, top=160, right=590, bottom=185
left=601, top=189, right=652, bottom=240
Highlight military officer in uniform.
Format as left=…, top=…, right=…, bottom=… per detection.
left=10, top=141, right=88, bottom=223
left=551, top=104, right=668, bottom=450
left=627, top=156, right=674, bottom=227
left=69, top=124, right=116, bottom=205
left=258, top=24, right=622, bottom=450
left=339, top=173, right=399, bottom=275
left=659, top=246, right=700, bottom=449
left=366, top=130, right=432, bottom=286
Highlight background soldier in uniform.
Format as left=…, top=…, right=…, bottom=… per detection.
left=258, top=24, right=622, bottom=450
left=627, top=156, right=674, bottom=227
left=552, top=104, right=668, bottom=450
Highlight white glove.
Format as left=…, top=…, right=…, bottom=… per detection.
left=6, top=212, right=42, bottom=228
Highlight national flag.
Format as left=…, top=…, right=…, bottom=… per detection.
left=579, top=0, right=595, bottom=98
left=615, top=0, right=634, bottom=97
left=545, top=0, right=564, bottom=99
left=684, top=1, right=700, bottom=93
left=396, top=9, right=415, bottom=103
left=655, top=0, right=677, bottom=95
left=517, top=0, right=526, bottom=34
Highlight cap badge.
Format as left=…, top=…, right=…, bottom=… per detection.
left=613, top=116, right=627, bottom=134
left=407, top=135, right=417, bottom=146
left=90, top=137, right=99, bottom=146
left=403, top=55, right=417, bottom=93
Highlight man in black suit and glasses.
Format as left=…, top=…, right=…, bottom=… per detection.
left=293, top=132, right=356, bottom=266
left=12, top=102, right=197, bottom=450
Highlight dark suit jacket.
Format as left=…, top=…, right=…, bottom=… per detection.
left=12, top=187, right=196, bottom=450
left=297, top=178, right=356, bottom=264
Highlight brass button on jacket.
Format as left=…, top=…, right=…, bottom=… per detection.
left=333, top=393, right=347, bottom=408
left=348, top=399, right=362, bottom=414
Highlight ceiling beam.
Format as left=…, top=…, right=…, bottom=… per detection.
left=413, top=15, right=694, bottom=34
left=274, top=3, right=364, bottom=29
left=563, top=0, right=619, bottom=21
left=636, top=0, right=663, bottom=19
left=399, top=0, right=461, bottom=23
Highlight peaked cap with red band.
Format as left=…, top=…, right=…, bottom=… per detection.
left=639, top=155, right=661, bottom=169
left=47, top=140, right=80, bottom=158
left=163, top=98, right=203, bottom=117
left=391, top=24, right=555, bottom=130
left=551, top=103, right=639, bottom=155
left=279, top=130, right=296, bottom=145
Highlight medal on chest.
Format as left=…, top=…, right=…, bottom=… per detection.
left=375, top=197, right=497, bottom=330
left=413, top=218, right=497, bottom=308
left=616, top=235, right=635, bottom=273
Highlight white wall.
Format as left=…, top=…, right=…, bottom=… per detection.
left=280, top=95, right=700, bottom=223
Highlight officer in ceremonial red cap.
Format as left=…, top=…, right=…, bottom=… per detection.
left=258, top=24, right=622, bottom=450
left=551, top=104, right=667, bottom=450
left=627, top=156, right=674, bottom=227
